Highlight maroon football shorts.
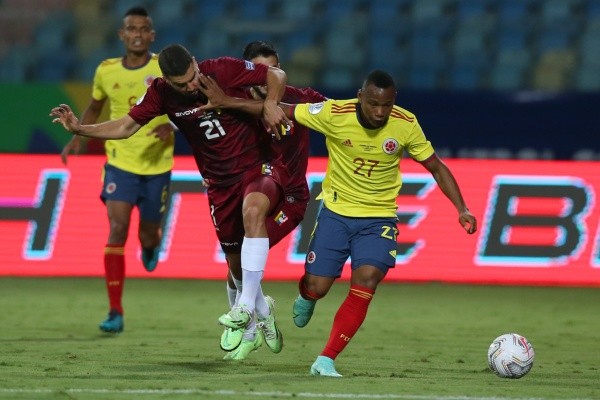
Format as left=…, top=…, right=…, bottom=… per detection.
left=266, top=193, right=309, bottom=248
left=206, top=161, right=289, bottom=254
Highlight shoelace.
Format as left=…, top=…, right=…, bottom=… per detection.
left=257, top=319, right=277, bottom=340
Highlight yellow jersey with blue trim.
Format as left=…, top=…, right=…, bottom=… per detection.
left=92, top=54, right=174, bottom=175
left=293, top=98, right=435, bottom=218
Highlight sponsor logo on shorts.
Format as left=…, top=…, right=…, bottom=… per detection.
left=274, top=211, right=288, bottom=225
left=220, top=241, right=239, bottom=247
left=306, top=251, right=316, bottom=264
left=382, top=138, right=400, bottom=154
left=106, top=182, right=117, bottom=194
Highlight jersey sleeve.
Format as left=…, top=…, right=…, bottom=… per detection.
left=202, top=57, right=270, bottom=89
left=292, top=100, right=331, bottom=135
left=91, top=63, right=107, bottom=102
left=406, top=121, right=435, bottom=161
left=128, top=79, right=164, bottom=127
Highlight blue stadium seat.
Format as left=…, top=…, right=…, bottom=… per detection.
left=535, top=30, right=571, bottom=53
left=496, top=30, right=530, bottom=51
left=33, top=12, right=74, bottom=54
left=456, top=0, right=493, bottom=19
left=448, top=65, right=482, bottom=90
left=0, top=45, right=34, bottom=82
left=574, top=66, right=600, bottom=91
left=325, top=0, right=363, bottom=20
left=320, top=67, right=355, bottom=90
left=35, top=48, right=76, bottom=82
left=194, top=0, right=229, bottom=19
left=408, top=66, right=439, bottom=90
left=280, top=0, right=317, bottom=20
left=325, top=25, right=364, bottom=68
left=239, top=0, right=272, bottom=19
left=495, top=49, right=531, bottom=69
left=152, top=0, right=191, bottom=24
left=587, top=0, right=600, bottom=16
left=489, top=65, right=524, bottom=90
left=153, top=29, right=189, bottom=54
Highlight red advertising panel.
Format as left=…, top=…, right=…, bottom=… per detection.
left=1, top=155, right=599, bottom=286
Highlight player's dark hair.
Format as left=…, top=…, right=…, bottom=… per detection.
left=123, top=6, right=153, bottom=27
left=363, top=70, right=395, bottom=90
left=243, top=40, right=279, bottom=63
left=124, top=6, right=149, bottom=18
left=158, top=44, right=193, bottom=77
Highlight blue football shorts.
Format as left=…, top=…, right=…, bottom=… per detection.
left=304, top=206, right=399, bottom=278
left=101, top=163, right=171, bottom=223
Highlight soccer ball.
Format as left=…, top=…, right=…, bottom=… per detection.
left=487, top=333, right=535, bottom=379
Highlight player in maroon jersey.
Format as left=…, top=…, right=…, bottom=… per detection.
left=198, top=40, right=328, bottom=360
left=50, top=44, right=290, bottom=353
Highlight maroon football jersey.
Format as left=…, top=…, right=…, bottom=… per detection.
left=277, top=86, right=327, bottom=201
left=129, top=57, right=276, bottom=186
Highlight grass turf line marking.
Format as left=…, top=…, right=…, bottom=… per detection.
left=0, top=389, right=595, bottom=400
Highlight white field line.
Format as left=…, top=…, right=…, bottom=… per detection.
left=0, top=388, right=595, bottom=400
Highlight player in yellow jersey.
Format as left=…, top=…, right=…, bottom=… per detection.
left=280, top=70, right=477, bottom=377
left=60, top=7, right=174, bottom=334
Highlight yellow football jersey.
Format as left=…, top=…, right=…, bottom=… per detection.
left=294, top=99, right=434, bottom=218
left=92, top=54, right=174, bottom=175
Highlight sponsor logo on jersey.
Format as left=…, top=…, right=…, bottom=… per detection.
left=175, top=107, right=201, bottom=117
left=286, top=195, right=296, bottom=203
left=382, top=138, right=400, bottom=154
left=342, top=139, right=353, bottom=147
left=308, top=102, right=324, bottom=114
left=244, top=60, right=255, bottom=70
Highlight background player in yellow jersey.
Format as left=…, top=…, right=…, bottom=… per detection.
left=60, top=6, right=174, bottom=333
left=280, top=70, right=477, bottom=377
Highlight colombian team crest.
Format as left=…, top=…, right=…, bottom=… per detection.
left=105, top=182, right=117, bottom=194
left=382, top=138, right=400, bottom=155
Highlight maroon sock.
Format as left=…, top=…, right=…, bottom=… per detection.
left=321, top=285, right=375, bottom=360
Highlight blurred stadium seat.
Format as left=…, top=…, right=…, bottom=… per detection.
left=0, top=0, right=598, bottom=92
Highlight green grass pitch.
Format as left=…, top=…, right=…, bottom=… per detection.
left=0, top=277, right=599, bottom=400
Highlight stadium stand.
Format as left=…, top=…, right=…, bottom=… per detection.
left=0, top=0, right=598, bottom=92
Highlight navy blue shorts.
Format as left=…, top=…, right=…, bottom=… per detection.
left=101, top=164, right=171, bottom=223
left=304, top=206, right=399, bottom=278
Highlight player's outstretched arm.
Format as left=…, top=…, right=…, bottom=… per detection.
left=197, top=74, right=263, bottom=116
left=420, top=154, right=477, bottom=234
left=50, top=103, right=141, bottom=140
